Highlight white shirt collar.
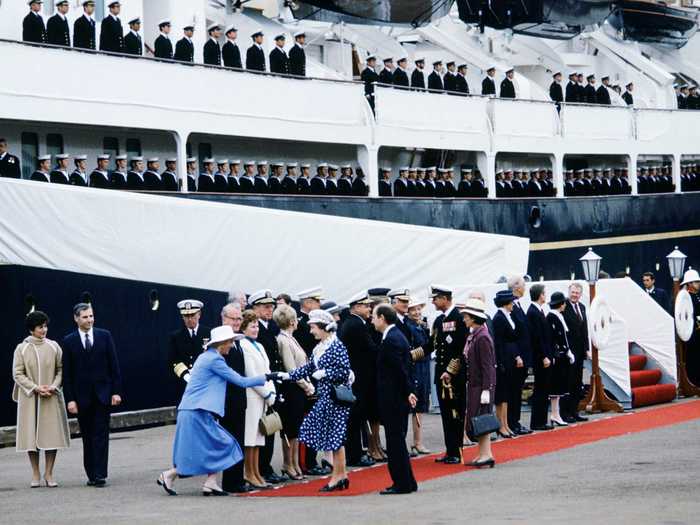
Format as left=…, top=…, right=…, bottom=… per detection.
left=79, top=327, right=94, bottom=346
left=131, top=29, right=139, bottom=36
left=444, top=305, right=455, bottom=317
left=499, top=307, right=515, bottom=329
left=647, top=286, right=655, bottom=294
left=227, top=38, right=237, bottom=44
left=84, top=13, right=94, bottom=21
left=110, top=14, right=118, bottom=21
left=210, top=36, right=218, bottom=42
left=160, top=32, right=169, bottom=39
left=189, top=324, right=199, bottom=336
left=552, top=309, right=569, bottom=331
left=260, top=319, right=269, bottom=329
left=255, top=43, right=263, bottom=49
left=382, top=324, right=395, bottom=341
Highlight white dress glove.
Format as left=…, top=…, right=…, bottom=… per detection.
left=311, top=369, right=327, bottom=380
left=278, top=372, right=290, bottom=381
left=347, top=370, right=356, bottom=386
left=567, top=350, right=575, bottom=364
left=480, top=390, right=490, bottom=404
left=183, top=373, right=191, bottom=383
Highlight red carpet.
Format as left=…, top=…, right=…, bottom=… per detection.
left=245, top=399, right=700, bottom=497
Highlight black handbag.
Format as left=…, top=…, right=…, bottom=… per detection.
left=470, top=411, right=500, bottom=438
left=331, top=384, right=356, bottom=407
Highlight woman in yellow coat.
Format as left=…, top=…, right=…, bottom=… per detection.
left=12, top=311, right=70, bottom=488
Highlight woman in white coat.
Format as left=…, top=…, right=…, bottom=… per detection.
left=239, top=310, right=276, bottom=489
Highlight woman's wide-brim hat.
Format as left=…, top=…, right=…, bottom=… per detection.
left=460, top=298, right=488, bottom=320
left=207, top=325, right=244, bottom=347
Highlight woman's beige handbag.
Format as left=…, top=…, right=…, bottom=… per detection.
left=259, top=408, right=283, bottom=436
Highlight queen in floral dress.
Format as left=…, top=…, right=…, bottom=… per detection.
left=286, top=309, right=352, bottom=492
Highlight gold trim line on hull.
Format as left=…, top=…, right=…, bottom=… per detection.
left=529, top=229, right=700, bottom=251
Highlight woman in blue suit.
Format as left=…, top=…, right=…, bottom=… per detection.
left=158, top=325, right=282, bottom=496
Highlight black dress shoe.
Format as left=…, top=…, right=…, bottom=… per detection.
left=515, top=427, right=533, bottom=435
left=348, top=455, right=375, bottom=467
left=496, top=431, right=513, bottom=439
left=563, top=415, right=576, bottom=423
left=227, top=484, right=254, bottom=494
left=531, top=424, right=554, bottom=431
left=574, top=414, right=589, bottom=422
left=264, top=473, right=285, bottom=484
left=93, top=479, right=107, bottom=487
left=443, top=456, right=461, bottom=464
left=434, top=455, right=448, bottom=463
left=306, top=466, right=331, bottom=476
left=86, top=480, right=96, bottom=487
left=380, top=487, right=412, bottom=495
left=202, top=487, right=229, bottom=496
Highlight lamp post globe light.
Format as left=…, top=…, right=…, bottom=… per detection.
left=666, top=246, right=687, bottom=283
left=579, top=247, right=602, bottom=285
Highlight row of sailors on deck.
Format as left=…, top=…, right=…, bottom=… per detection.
left=22, top=1, right=307, bottom=76
left=27, top=154, right=371, bottom=196
left=495, top=169, right=556, bottom=198
left=681, top=164, right=700, bottom=192
left=563, top=168, right=631, bottom=196
left=554, top=72, right=634, bottom=106
left=380, top=166, right=489, bottom=198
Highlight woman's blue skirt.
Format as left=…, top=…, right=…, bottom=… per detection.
left=172, top=409, right=243, bottom=476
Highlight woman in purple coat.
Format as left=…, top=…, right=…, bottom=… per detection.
left=461, top=299, right=496, bottom=468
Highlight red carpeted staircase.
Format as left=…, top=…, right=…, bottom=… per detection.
left=629, top=349, right=676, bottom=408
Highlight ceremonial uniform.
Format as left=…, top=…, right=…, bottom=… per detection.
left=30, top=170, right=50, bottom=183
left=204, top=38, right=222, bottom=66
left=154, top=34, right=173, bottom=60
left=168, top=320, right=211, bottom=397
left=143, top=170, right=162, bottom=191
left=100, top=14, right=124, bottom=53
left=482, top=76, right=496, bottom=95
left=392, top=67, right=409, bottom=88
left=239, top=175, right=254, bottom=193
left=124, top=30, right=142, bottom=56
left=0, top=151, right=21, bottom=179
left=127, top=169, right=144, bottom=191
left=565, top=80, right=578, bottom=103
left=227, top=174, right=240, bottom=193
left=198, top=172, right=216, bottom=192
left=361, top=65, right=380, bottom=110
left=269, top=46, right=290, bottom=75
left=289, top=42, right=306, bottom=76
left=253, top=175, right=268, bottom=193
left=411, top=69, right=425, bottom=89
left=69, top=169, right=88, bottom=187
left=622, top=91, right=633, bottom=106
left=162, top=170, right=178, bottom=191
left=584, top=84, right=597, bottom=104
left=550, top=81, right=563, bottom=103
left=338, top=176, right=353, bottom=196
left=268, top=175, right=283, bottom=194
left=352, top=175, right=369, bottom=196
left=174, top=37, right=194, bottom=62
left=296, top=175, right=311, bottom=195
left=246, top=43, right=266, bottom=71
left=443, top=71, right=456, bottom=92
left=428, top=71, right=444, bottom=91
left=310, top=175, right=326, bottom=195
left=47, top=13, right=70, bottom=47
left=90, top=169, right=111, bottom=189
left=596, top=85, right=611, bottom=105
left=455, top=73, right=469, bottom=95
left=379, top=67, right=393, bottom=86
left=222, top=40, right=242, bottom=68
left=500, top=77, right=516, bottom=98
left=110, top=169, right=128, bottom=190
left=73, top=14, right=96, bottom=50
left=50, top=168, right=70, bottom=185
left=23, top=10, right=47, bottom=44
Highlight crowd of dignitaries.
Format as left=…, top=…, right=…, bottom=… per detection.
left=22, top=1, right=308, bottom=77
left=381, top=166, right=489, bottom=198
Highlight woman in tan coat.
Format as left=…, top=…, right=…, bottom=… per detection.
left=12, top=311, right=71, bottom=487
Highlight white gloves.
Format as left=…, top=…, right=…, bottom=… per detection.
left=567, top=350, right=575, bottom=364
left=264, top=393, right=276, bottom=407
left=348, top=370, right=356, bottom=386
left=278, top=372, right=290, bottom=381
left=480, top=390, right=490, bottom=404
left=311, top=369, right=327, bottom=380
left=183, top=373, right=191, bottom=383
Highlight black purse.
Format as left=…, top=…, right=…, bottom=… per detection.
left=470, top=412, right=500, bottom=438
left=331, top=384, right=356, bottom=407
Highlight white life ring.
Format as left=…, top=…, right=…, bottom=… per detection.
left=589, top=296, right=614, bottom=349
left=675, top=289, right=694, bottom=342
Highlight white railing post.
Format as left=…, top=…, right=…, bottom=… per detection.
left=673, top=153, right=682, bottom=194
left=629, top=154, right=638, bottom=196
left=554, top=153, right=564, bottom=198
left=172, top=130, right=189, bottom=194
left=358, top=144, right=379, bottom=197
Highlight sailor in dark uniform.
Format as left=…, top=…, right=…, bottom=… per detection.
left=30, top=155, right=52, bottom=183
left=254, top=160, right=270, bottom=193
left=127, top=156, right=145, bottom=190
left=174, top=24, right=195, bottom=62
left=203, top=23, right=222, bottom=66
left=443, top=61, right=457, bottom=93
left=528, top=169, right=544, bottom=197
left=143, top=158, right=163, bottom=191
left=296, top=163, right=311, bottom=195
left=550, top=71, right=563, bottom=106
left=423, top=167, right=437, bottom=197
left=584, top=74, right=597, bottom=103
left=407, top=168, right=418, bottom=196
left=455, top=64, right=469, bottom=95
left=414, top=168, right=426, bottom=196
left=563, top=169, right=574, bottom=196
left=246, top=30, right=266, bottom=72
left=47, top=1, right=70, bottom=47
left=379, top=167, right=392, bottom=196
left=50, top=153, right=71, bottom=184
left=445, top=168, right=457, bottom=197
left=227, top=160, right=241, bottom=193
left=411, top=58, right=426, bottom=89
left=100, top=1, right=124, bottom=53
left=361, top=55, right=379, bottom=110
left=197, top=158, right=217, bottom=192
left=162, top=158, right=179, bottom=191
left=482, top=66, right=496, bottom=95
left=473, top=170, right=488, bottom=197
left=393, top=167, right=410, bottom=197
left=428, top=60, right=444, bottom=92
left=110, top=154, right=128, bottom=189
left=591, top=168, right=603, bottom=195
left=168, top=300, right=211, bottom=398
left=154, top=19, right=173, bottom=60
left=73, top=1, right=96, bottom=50
left=239, top=161, right=256, bottom=193
left=222, top=25, right=242, bottom=68
left=214, top=159, right=230, bottom=192
left=288, top=31, right=306, bottom=76
left=337, top=165, right=353, bottom=195
left=123, top=18, right=143, bottom=56
left=500, top=68, right=516, bottom=98
left=352, top=167, right=369, bottom=196
left=89, top=154, right=111, bottom=189
left=0, top=139, right=21, bottom=179
left=379, top=57, right=394, bottom=85
left=597, top=76, right=612, bottom=105
left=23, top=0, right=47, bottom=44
left=457, top=168, right=472, bottom=197
left=310, top=163, right=327, bottom=195
left=576, top=72, right=586, bottom=102
left=429, top=285, right=467, bottom=464
left=325, top=165, right=338, bottom=195
left=185, top=157, right=197, bottom=191
left=565, top=72, right=579, bottom=103
left=622, top=82, right=634, bottom=106
left=68, top=155, right=89, bottom=186
left=269, top=34, right=290, bottom=75
left=282, top=162, right=298, bottom=194
left=435, top=169, right=447, bottom=197
left=268, top=162, right=284, bottom=194
left=392, top=57, right=410, bottom=88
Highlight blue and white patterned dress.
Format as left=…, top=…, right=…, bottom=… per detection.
left=289, top=335, right=352, bottom=452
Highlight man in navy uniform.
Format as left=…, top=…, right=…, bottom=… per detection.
left=185, top=157, right=198, bottom=191
left=642, top=272, right=670, bottom=313
left=457, top=168, right=472, bottom=197
left=310, top=163, right=327, bottom=195
left=246, top=31, right=266, bottom=72
left=70, top=155, right=89, bottom=186
left=443, top=61, right=457, bottom=92
left=326, top=165, right=339, bottom=195
left=162, top=158, right=178, bottom=191
left=50, top=153, right=71, bottom=184
left=143, top=157, right=163, bottom=191
left=254, top=160, right=270, bottom=193
left=168, top=300, right=211, bottom=397
left=89, top=154, right=111, bottom=189
left=282, top=162, right=298, bottom=194
left=214, top=159, right=229, bottom=192
left=379, top=167, right=392, bottom=196
left=379, top=57, right=394, bottom=85
left=239, top=161, right=255, bottom=193
left=507, top=276, right=533, bottom=435
left=123, top=17, right=142, bottom=56
left=74, top=1, right=97, bottom=50
left=100, top=1, right=124, bottom=53
left=289, top=31, right=306, bottom=76
left=455, top=64, right=469, bottom=95
left=154, top=19, right=173, bottom=60
left=62, top=303, right=122, bottom=487
left=267, top=162, right=284, bottom=194
left=222, top=25, right=242, bottom=68
left=198, top=158, right=217, bottom=192
left=392, top=57, right=409, bottom=88
left=411, top=58, right=426, bottom=89
left=269, top=34, right=290, bottom=74
left=227, top=160, right=241, bottom=193
left=296, top=163, right=312, bottom=194
left=429, top=285, right=467, bottom=464
left=393, top=167, right=410, bottom=197
left=500, top=68, right=516, bottom=98
left=353, top=168, right=369, bottom=196
left=428, top=60, right=444, bottom=91
left=110, top=154, right=128, bottom=189
left=203, top=23, right=222, bottom=66
left=23, top=0, right=47, bottom=44
left=565, top=72, right=578, bottom=103
left=597, top=76, right=612, bottom=105
left=0, top=138, right=21, bottom=179
left=30, top=155, right=52, bottom=182
left=338, top=165, right=353, bottom=195
left=550, top=71, right=563, bottom=106
left=174, top=24, right=195, bottom=62
left=47, top=1, right=70, bottom=47
left=584, top=74, right=597, bottom=103
left=127, top=156, right=145, bottom=190
left=361, top=55, right=380, bottom=111
left=482, top=66, right=496, bottom=95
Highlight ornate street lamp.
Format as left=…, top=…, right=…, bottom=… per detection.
left=579, top=247, right=602, bottom=288
left=666, top=246, right=687, bottom=284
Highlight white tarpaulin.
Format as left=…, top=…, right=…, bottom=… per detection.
left=0, top=179, right=529, bottom=302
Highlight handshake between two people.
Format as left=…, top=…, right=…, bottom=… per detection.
left=265, top=368, right=332, bottom=382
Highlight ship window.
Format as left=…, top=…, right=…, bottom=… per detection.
left=46, top=133, right=64, bottom=157
left=186, top=143, right=192, bottom=157
left=126, top=138, right=142, bottom=159
left=198, top=143, right=212, bottom=167
left=103, top=137, right=119, bottom=170
left=21, top=132, right=38, bottom=179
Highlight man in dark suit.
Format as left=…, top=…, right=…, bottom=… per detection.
left=143, top=158, right=163, bottom=191
left=371, top=304, right=418, bottom=495
left=550, top=72, right=563, bottom=106
left=203, top=23, right=222, bottom=66
left=289, top=31, right=306, bottom=76
left=527, top=284, right=554, bottom=430
left=562, top=283, right=590, bottom=423
left=379, top=57, right=394, bottom=85
left=361, top=56, right=380, bottom=111
left=338, top=291, right=378, bottom=468
left=168, top=300, right=211, bottom=397
left=23, top=0, right=47, bottom=44
left=411, top=58, right=425, bottom=89
left=62, top=303, right=122, bottom=487
left=73, top=1, right=97, bottom=50
left=622, top=82, right=634, bottom=106
left=597, top=76, right=612, bottom=105
left=642, top=272, right=670, bottom=313
left=89, top=154, right=111, bottom=189
left=500, top=68, right=516, bottom=98
left=100, top=2, right=124, bottom=53
left=565, top=72, right=579, bottom=103
left=392, top=57, right=409, bottom=88
left=0, top=138, right=21, bottom=178
left=482, top=67, right=496, bottom=95
left=70, top=155, right=89, bottom=186
left=269, top=34, right=290, bottom=74
left=246, top=31, right=266, bottom=71
left=47, top=1, right=70, bottom=47
left=508, top=276, right=533, bottom=435
left=174, top=24, right=195, bottom=62
left=123, top=18, right=143, bottom=56
left=222, top=26, right=242, bottom=68
left=429, top=285, right=467, bottom=464
left=154, top=19, right=173, bottom=60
